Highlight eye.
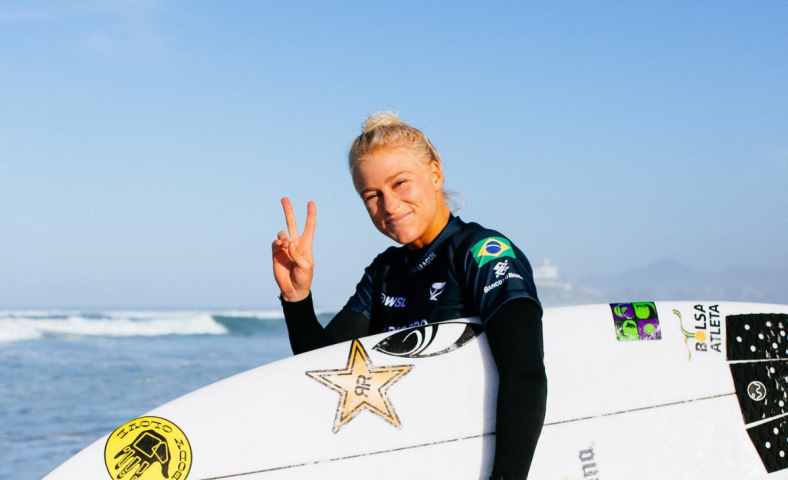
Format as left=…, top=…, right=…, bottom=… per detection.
left=364, top=193, right=378, bottom=203
left=372, top=322, right=483, bottom=358
left=394, top=180, right=406, bottom=187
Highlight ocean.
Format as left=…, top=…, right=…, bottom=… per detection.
left=0, top=309, right=334, bottom=480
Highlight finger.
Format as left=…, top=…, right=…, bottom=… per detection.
left=276, top=232, right=291, bottom=251
left=274, top=241, right=295, bottom=263
left=281, top=197, right=298, bottom=238
left=303, top=201, right=317, bottom=241
left=272, top=239, right=283, bottom=256
left=289, top=242, right=312, bottom=269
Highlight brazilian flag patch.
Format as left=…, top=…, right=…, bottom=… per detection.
left=470, top=237, right=515, bottom=267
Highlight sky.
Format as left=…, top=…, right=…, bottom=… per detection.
left=1, top=0, right=786, bottom=309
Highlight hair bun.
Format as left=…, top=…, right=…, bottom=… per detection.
left=361, top=110, right=403, bottom=134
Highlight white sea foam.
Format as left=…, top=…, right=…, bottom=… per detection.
left=0, top=312, right=229, bottom=344
left=0, top=310, right=80, bottom=318
left=103, top=310, right=288, bottom=320
left=0, top=308, right=344, bottom=345
left=214, top=309, right=335, bottom=318
left=211, top=310, right=285, bottom=319
left=0, top=322, right=44, bottom=343
left=103, top=310, right=218, bottom=319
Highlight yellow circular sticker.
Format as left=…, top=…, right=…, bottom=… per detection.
left=104, top=416, right=192, bottom=480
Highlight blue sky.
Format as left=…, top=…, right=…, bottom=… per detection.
left=1, top=0, right=786, bottom=308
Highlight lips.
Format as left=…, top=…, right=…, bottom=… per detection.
left=386, top=211, right=413, bottom=226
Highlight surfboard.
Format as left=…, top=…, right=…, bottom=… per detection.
left=43, top=301, right=788, bottom=480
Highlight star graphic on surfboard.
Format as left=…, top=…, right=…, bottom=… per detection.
left=306, top=339, right=413, bottom=433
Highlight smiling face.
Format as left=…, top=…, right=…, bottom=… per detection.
left=352, top=148, right=450, bottom=249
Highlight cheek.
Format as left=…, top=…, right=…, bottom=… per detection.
left=363, top=199, right=382, bottom=222
left=398, top=182, right=421, bottom=202
left=365, top=203, right=376, bottom=220
left=407, top=183, right=433, bottom=209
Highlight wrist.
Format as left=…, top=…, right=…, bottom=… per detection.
left=280, top=290, right=311, bottom=303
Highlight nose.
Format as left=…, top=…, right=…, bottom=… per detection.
left=381, top=193, right=400, bottom=216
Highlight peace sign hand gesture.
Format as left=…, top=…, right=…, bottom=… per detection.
left=272, top=198, right=317, bottom=302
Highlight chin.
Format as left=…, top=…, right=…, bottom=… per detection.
left=384, top=228, right=418, bottom=245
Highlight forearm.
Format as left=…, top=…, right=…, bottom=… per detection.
left=282, top=292, right=371, bottom=355
left=282, top=292, right=332, bottom=355
left=486, top=299, right=548, bottom=480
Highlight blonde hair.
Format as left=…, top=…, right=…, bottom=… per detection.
left=349, top=111, right=464, bottom=210
left=348, top=111, right=443, bottom=172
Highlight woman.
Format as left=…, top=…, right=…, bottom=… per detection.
left=272, top=112, right=547, bottom=480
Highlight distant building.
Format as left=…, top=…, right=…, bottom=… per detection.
left=533, top=258, right=559, bottom=283
left=532, top=258, right=603, bottom=307
left=533, top=258, right=570, bottom=291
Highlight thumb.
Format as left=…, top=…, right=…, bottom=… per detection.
left=288, top=242, right=311, bottom=269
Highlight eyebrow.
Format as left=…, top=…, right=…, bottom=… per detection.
left=359, top=171, right=412, bottom=195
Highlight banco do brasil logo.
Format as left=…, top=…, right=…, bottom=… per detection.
left=105, top=416, right=192, bottom=480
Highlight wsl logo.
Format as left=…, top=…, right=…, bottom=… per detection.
left=104, top=416, right=192, bottom=480
left=470, top=237, right=516, bottom=267
left=381, top=293, right=407, bottom=308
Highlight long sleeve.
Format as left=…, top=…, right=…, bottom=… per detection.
left=485, top=299, right=547, bottom=480
left=282, top=292, right=370, bottom=355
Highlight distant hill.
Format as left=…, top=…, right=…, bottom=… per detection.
left=573, top=259, right=788, bottom=305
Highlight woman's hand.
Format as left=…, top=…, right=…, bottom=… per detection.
left=272, top=198, right=316, bottom=302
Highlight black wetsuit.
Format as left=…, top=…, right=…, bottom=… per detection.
left=282, top=215, right=547, bottom=480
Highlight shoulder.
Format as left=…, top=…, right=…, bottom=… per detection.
left=366, top=245, right=405, bottom=269
left=449, top=220, right=535, bottom=279
left=451, top=219, right=520, bottom=259
left=443, top=217, right=541, bottom=321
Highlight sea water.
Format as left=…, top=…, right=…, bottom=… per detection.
left=0, top=309, right=335, bottom=480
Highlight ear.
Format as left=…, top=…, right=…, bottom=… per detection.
left=429, top=160, right=444, bottom=191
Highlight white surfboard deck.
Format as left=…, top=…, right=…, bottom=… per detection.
left=44, top=301, right=788, bottom=480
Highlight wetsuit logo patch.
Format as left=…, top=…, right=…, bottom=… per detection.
left=104, top=416, right=192, bottom=480
left=380, top=293, right=407, bottom=308
left=429, top=282, right=446, bottom=301
left=470, top=237, right=515, bottom=267
left=307, top=339, right=413, bottom=433
left=493, top=259, right=510, bottom=278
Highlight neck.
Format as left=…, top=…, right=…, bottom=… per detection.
left=406, top=203, right=451, bottom=250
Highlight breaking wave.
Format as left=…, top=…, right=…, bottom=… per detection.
left=0, top=309, right=331, bottom=344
